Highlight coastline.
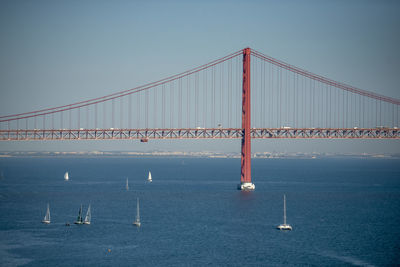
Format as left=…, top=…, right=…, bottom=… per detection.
left=0, top=151, right=399, bottom=159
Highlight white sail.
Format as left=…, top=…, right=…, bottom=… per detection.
left=84, top=204, right=91, bottom=225
left=133, top=198, right=141, bottom=227
left=42, top=203, right=51, bottom=224
left=74, top=204, right=83, bottom=224
left=64, top=172, right=69, bottom=181
left=147, top=171, right=152, bottom=182
left=126, top=178, right=129, bottom=191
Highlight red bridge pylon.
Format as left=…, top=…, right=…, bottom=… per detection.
left=238, top=47, right=255, bottom=191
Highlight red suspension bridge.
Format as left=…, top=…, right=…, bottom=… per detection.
left=1, top=48, right=399, bottom=190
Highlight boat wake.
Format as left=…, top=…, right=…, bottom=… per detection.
left=319, top=250, right=375, bottom=267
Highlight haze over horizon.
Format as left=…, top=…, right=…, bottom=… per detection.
left=1, top=0, right=399, bottom=153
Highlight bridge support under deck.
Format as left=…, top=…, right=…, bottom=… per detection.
left=238, top=47, right=255, bottom=191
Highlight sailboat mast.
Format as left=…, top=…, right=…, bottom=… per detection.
left=137, top=198, right=140, bottom=220
left=283, top=194, right=287, bottom=225
left=47, top=203, right=50, bottom=221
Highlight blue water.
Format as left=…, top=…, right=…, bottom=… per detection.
left=0, top=157, right=399, bottom=266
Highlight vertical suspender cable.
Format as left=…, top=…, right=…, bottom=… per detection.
left=78, top=107, right=80, bottom=130
left=170, top=82, right=173, bottom=128
left=94, top=104, right=97, bottom=129
left=154, top=86, right=157, bottom=129
left=228, top=60, right=231, bottom=127
left=162, top=84, right=165, bottom=129
left=137, top=91, right=141, bottom=129
left=179, top=78, right=182, bottom=129
left=220, top=63, right=223, bottom=126
left=195, top=73, right=199, bottom=127
left=145, top=89, right=149, bottom=129
left=120, top=97, right=123, bottom=129
left=212, top=65, right=215, bottom=128
left=204, top=69, right=207, bottom=128
left=128, top=94, right=132, bottom=129
left=187, top=76, right=190, bottom=128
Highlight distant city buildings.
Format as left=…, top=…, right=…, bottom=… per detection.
left=0, top=151, right=397, bottom=159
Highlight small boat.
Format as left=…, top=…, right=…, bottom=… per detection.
left=42, top=203, right=51, bottom=224
left=64, top=172, right=69, bottom=181
left=84, top=204, right=91, bottom=225
left=74, top=204, right=84, bottom=225
left=277, top=194, right=292, bottom=231
left=237, top=182, right=255, bottom=191
left=126, top=177, right=129, bottom=191
left=147, top=171, right=152, bottom=183
left=133, top=198, right=141, bottom=227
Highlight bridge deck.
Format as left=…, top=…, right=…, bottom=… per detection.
left=1, top=128, right=399, bottom=141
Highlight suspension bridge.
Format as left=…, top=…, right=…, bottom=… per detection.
left=1, top=48, right=399, bottom=190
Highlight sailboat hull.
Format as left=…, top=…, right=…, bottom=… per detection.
left=42, top=220, right=50, bottom=224
left=277, top=224, right=292, bottom=230
left=133, top=221, right=141, bottom=227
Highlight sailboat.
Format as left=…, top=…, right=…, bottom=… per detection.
left=147, top=171, right=152, bottom=183
left=64, top=172, right=69, bottom=181
left=126, top=177, right=129, bottom=191
left=84, top=204, right=91, bottom=225
left=74, top=204, right=84, bottom=224
left=277, top=194, right=292, bottom=230
left=133, top=198, right=141, bottom=227
left=42, top=203, right=51, bottom=224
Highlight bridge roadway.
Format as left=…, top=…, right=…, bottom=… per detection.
left=1, top=128, right=399, bottom=141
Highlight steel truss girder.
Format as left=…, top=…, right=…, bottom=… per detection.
left=0, top=128, right=399, bottom=141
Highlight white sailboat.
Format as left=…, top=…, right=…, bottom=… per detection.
left=126, top=177, right=129, bottom=191
left=42, top=203, right=51, bottom=224
left=74, top=204, right=84, bottom=225
left=277, top=194, right=292, bottom=230
left=133, top=198, right=141, bottom=227
left=64, top=172, right=69, bottom=181
left=147, top=171, right=152, bottom=183
left=84, top=204, right=91, bottom=225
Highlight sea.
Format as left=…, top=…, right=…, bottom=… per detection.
left=0, top=157, right=399, bottom=266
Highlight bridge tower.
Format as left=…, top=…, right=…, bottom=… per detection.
left=238, top=47, right=255, bottom=191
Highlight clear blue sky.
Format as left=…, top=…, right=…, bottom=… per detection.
left=0, top=0, right=399, bottom=153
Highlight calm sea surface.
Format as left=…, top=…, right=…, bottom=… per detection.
left=0, top=157, right=399, bottom=266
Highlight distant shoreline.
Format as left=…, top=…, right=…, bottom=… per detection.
left=0, top=151, right=399, bottom=159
